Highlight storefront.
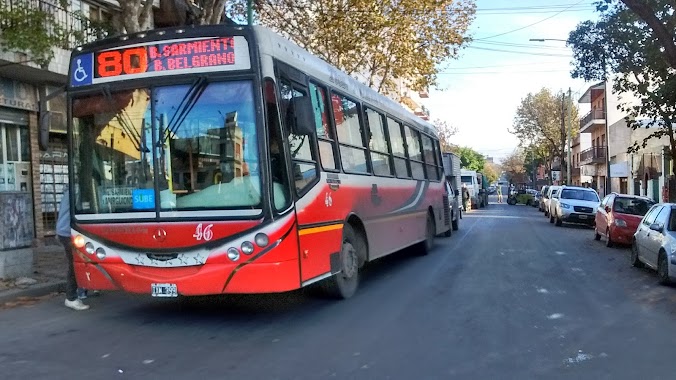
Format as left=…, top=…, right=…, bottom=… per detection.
left=0, top=77, right=37, bottom=277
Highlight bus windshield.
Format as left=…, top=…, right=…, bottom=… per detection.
left=71, top=80, right=261, bottom=216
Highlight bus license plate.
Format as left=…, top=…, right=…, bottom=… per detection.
left=151, top=283, right=178, bottom=297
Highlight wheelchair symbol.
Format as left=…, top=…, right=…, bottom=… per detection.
left=73, top=59, right=88, bottom=83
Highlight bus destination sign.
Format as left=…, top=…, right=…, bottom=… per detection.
left=70, top=36, right=251, bottom=87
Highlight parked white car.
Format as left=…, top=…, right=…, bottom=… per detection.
left=549, top=186, right=600, bottom=227
left=543, top=185, right=561, bottom=217
left=631, top=203, right=676, bottom=284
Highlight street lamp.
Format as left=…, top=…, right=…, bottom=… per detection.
left=528, top=38, right=567, bottom=42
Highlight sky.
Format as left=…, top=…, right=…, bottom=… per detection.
left=424, top=0, right=599, bottom=163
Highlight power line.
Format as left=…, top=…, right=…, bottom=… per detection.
left=437, top=69, right=571, bottom=75
left=442, top=61, right=566, bottom=69
left=474, top=40, right=569, bottom=50
left=474, top=0, right=586, bottom=41
left=467, top=46, right=572, bottom=57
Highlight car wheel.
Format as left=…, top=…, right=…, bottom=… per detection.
left=452, top=217, right=459, bottom=231
left=605, top=229, right=613, bottom=248
left=594, top=227, right=601, bottom=241
left=549, top=213, right=555, bottom=224
left=658, top=252, right=671, bottom=285
left=544, top=210, right=549, bottom=217
left=555, top=216, right=562, bottom=227
left=321, top=225, right=361, bottom=299
left=631, top=241, right=644, bottom=268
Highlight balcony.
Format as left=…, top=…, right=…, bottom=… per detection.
left=580, top=146, right=606, bottom=165
left=579, top=109, right=605, bottom=133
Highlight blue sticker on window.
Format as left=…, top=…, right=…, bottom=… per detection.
left=70, top=54, right=93, bottom=87
left=132, top=189, right=155, bottom=209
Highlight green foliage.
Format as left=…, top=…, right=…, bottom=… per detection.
left=568, top=0, right=676, bottom=172
left=511, top=88, right=578, bottom=178
left=0, top=1, right=63, bottom=67
left=0, top=1, right=112, bottom=67
left=454, top=146, right=485, bottom=171
left=226, top=0, right=476, bottom=94
left=481, top=162, right=499, bottom=183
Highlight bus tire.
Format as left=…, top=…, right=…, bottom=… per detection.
left=420, top=212, right=435, bottom=255
left=321, top=224, right=362, bottom=300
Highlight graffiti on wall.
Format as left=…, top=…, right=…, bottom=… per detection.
left=1, top=193, right=34, bottom=250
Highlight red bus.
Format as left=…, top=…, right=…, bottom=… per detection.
left=57, top=25, right=452, bottom=299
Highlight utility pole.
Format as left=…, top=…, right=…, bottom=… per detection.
left=560, top=94, right=565, bottom=185
left=567, top=87, right=572, bottom=186
left=247, top=0, right=253, bottom=25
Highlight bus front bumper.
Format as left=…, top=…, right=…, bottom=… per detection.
left=74, top=258, right=301, bottom=296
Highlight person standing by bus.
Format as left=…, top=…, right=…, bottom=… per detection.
left=57, top=190, right=89, bottom=311
left=496, top=184, right=503, bottom=203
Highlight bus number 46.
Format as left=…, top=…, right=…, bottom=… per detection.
left=193, top=223, right=214, bottom=241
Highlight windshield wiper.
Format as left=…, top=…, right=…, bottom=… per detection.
left=164, top=76, right=209, bottom=138
left=101, top=86, right=145, bottom=152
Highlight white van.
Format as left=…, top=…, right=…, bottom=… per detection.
left=460, top=169, right=480, bottom=209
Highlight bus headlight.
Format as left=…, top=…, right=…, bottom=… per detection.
left=227, top=247, right=240, bottom=261
left=85, top=242, right=95, bottom=254
left=73, top=235, right=85, bottom=248
left=255, top=233, right=269, bottom=247
left=241, top=241, right=254, bottom=255
left=95, top=248, right=106, bottom=260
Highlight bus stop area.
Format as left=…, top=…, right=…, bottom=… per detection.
left=0, top=242, right=66, bottom=306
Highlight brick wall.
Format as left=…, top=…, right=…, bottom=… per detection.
left=28, top=112, right=45, bottom=247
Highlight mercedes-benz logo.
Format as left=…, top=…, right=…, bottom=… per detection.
left=153, top=228, right=167, bottom=242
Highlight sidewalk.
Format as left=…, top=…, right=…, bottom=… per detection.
left=0, top=239, right=66, bottom=305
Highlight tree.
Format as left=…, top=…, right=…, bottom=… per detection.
left=510, top=88, right=578, bottom=184
left=501, top=151, right=526, bottom=183
left=453, top=146, right=485, bottom=171
left=433, top=119, right=458, bottom=153
left=599, top=0, right=676, bottom=70
left=568, top=2, right=676, bottom=177
left=482, top=162, right=500, bottom=184
left=227, top=0, right=475, bottom=94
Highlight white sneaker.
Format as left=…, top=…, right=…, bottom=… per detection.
left=65, top=299, right=90, bottom=311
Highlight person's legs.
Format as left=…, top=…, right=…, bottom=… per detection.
left=58, top=236, right=89, bottom=310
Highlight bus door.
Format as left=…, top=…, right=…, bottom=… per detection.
left=275, top=62, right=343, bottom=284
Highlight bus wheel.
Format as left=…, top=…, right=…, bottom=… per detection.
left=421, top=212, right=435, bottom=255
left=321, top=225, right=361, bottom=299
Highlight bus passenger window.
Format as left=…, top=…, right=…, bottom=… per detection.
left=421, top=134, right=440, bottom=181
left=333, top=93, right=368, bottom=174
left=405, top=126, right=425, bottom=180
left=387, top=118, right=410, bottom=178
left=365, top=108, right=392, bottom=176
left=309, top=82, right=337, bottom=170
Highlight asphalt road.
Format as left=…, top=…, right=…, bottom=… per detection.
left=2, top=200, right=676, bottom=380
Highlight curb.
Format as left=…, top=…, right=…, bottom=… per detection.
left=0, top=281, right=66, bottom=305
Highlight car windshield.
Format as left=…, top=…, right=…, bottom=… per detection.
left=71, top=80, right=261, bottom=216
left=613, top=197, right=654, bottom=216
left=560, top=189, right=599, bottom=202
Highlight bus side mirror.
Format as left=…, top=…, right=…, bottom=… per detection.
left=287, top=96, right=315, bottom=136
left=39, top=110, right=51, bottom=151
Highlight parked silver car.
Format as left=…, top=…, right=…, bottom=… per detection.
left=550, top=186, right=600, bottom=227
left=631, top=203, right=676, bottom=284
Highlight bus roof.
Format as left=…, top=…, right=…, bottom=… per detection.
left=71, top=24, right=439, bottom=138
